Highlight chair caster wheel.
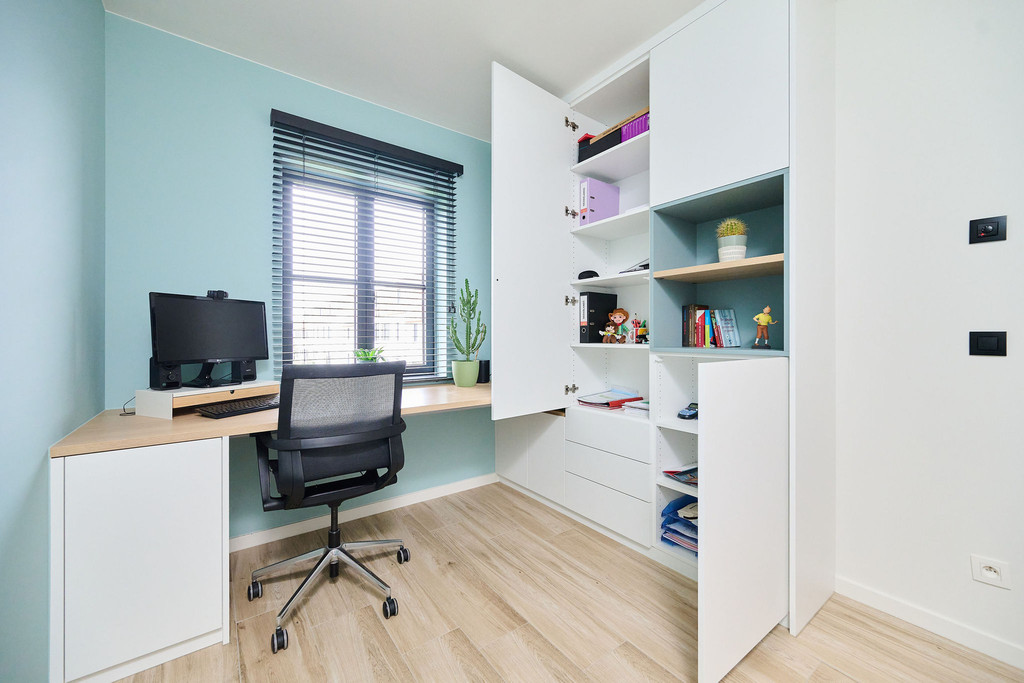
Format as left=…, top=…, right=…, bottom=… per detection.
left=270, top=627, right=288, bottom=653
left=383, top=597, right=398, bottom=619
left=247, top=580, right=263, bottom=601
left=397, top=546, right=410, bottom=564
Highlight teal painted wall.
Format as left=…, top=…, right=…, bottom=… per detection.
left=0, top=1, right=106, bottom=679
left=104, top=16, right=495, bottom=536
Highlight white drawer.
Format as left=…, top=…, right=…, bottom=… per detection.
left=564, top=472, right=651, bottom=546
left=565, top=407, right=651, bottom=463
left=564, top=441, right=651, bottom=502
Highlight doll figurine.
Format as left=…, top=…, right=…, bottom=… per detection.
left=600, top=321, right=618, bottom=343
left=607, top=308, right=629, bottom=343
left=752, top=305, right=778, bottom=349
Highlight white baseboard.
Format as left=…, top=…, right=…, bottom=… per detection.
left=835, top=576, right=1024, bottom=670
left=229, top=473, right=499, bottom=552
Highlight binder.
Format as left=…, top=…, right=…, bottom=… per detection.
left=578, top=177, right=620, bottom=227
left=579, top=291, right=618, bottom=343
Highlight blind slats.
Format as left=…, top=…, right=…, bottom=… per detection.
left=272, top=113, right=458, bottom=378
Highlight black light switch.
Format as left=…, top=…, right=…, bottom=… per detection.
left=969, top=215, right=1007, bottom=244
left=969, top=331, right=1006, bottom=356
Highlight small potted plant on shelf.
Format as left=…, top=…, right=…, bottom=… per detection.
left=716, top=217, right=748, bottom=262
left=448, top=278, right=487, bottom=387
left=353, top=346, right=386, bottom=363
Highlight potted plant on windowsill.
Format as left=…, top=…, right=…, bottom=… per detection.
left=353, top=346, right=385, bottom=363
left=448, top=278, right=487, bottom=387
left=716, top=217, right=748, bottom=262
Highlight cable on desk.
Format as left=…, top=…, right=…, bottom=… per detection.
left=121, top=395, right=135, bottom=416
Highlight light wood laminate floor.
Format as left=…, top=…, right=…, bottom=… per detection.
left=120, top=483, right=1022, bottom=682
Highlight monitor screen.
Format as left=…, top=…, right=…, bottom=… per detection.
left=150, top=292, right=269, bottom=365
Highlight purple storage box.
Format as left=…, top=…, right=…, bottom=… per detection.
left=621, top=112, right=650, bottom=142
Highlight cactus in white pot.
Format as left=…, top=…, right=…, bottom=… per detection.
left=716, top=217, right=748, bottom=262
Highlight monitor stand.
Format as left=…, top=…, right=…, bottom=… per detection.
left=183, top=362, right=242, bottom=389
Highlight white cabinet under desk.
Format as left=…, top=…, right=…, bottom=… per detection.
left=50, top=437, right=230, bottom=683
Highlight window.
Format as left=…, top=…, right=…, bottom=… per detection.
left=271, top=110, right=462, bottom=381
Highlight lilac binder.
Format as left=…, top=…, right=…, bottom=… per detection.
left=578, top=177, right=620, bottom=227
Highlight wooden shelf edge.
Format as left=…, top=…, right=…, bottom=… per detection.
left=653, top=253, right=784, bottom=284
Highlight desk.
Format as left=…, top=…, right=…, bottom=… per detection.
left=52, top=383, right=491, bottom=457
left=49, top=383, right=490, bottom=683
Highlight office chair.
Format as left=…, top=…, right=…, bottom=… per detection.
left=246, top=361, right=411, bottom=653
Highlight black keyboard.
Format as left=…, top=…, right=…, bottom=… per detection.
left=196, top=394, right=280, bottom=419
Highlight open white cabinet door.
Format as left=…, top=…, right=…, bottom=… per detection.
left=491, top=62, right=574, bottom=420
left=697, top=357, right=789, bottom=682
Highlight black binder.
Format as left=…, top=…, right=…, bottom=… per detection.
left=579, top=291, right=618, bottom=343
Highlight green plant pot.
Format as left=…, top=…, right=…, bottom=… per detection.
left=452, top=360, right=479, bottom=387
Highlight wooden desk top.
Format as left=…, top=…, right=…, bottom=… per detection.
left=51, top=383, right=491, bottom=458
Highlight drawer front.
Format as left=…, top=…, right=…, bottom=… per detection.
left=564, top=408, right=651, bottom=463
left=564, top=441, right=651, bottom=502
left=564, top=472, right=651, bottom=546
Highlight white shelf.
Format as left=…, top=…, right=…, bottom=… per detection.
left=657, top=474, right=699, bottom=497
left=656, top=418, right=698, bottom=435
left=654, top=540, right=698, bottom=568
left=571, top=269, right=649, bottom=288
left=571, top=204, right=650, bottom=241
left=572, top=342, right=650, bottom=351
left=571, top=131, right=650, bottom=183
left=652, top=347, right=789, bottom=359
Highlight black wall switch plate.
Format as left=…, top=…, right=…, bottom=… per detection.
left=969, top=215, right=1006, bottom=244
left=969, top=331, right=1006, bottom=356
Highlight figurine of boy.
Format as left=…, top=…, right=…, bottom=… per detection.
left=753, top=305, right=778, bottom=349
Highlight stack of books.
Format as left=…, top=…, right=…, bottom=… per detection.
left=681, top=306, right=741, bottom=348
left=663, top=463, right=698, bottom=488
left=660, top=494, right=698, bottom=557
left=576, top=387, right=643, bottom=410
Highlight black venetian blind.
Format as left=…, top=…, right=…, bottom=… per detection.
left=271, top=110, right=462, bottom=380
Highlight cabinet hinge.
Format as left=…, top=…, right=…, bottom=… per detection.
left=565, top=295, right=578, bottom=306
left=565, top=206, right=578, bottom=219
left=564, top=116, right=578, bottom=132
left=564, top=384, right=579, bottom=395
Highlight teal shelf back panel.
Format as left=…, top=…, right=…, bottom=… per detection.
left=649, top=169, right=788, bottom=352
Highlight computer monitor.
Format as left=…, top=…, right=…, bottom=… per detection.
left=150, top=292, right=269, bottom=388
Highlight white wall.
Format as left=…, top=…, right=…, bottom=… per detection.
left=835, top=0, right=1024, bottom=668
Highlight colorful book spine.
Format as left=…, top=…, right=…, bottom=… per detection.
left=681, top=306, right=689, bottom=347
left=716, top=309, right=741, bottom=347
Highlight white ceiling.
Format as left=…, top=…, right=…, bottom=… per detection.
left=102, top=0, right=704, bottom=141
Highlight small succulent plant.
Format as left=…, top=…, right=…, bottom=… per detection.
left=353, top=346, right=386, bottom=362
left=716, top=217, right=747, bottom=238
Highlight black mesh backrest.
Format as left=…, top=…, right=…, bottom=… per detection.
left=277, top=362, right=405, bottom=440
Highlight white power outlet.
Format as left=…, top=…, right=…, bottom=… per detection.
left=971, top=555, right=1012, bottom=590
